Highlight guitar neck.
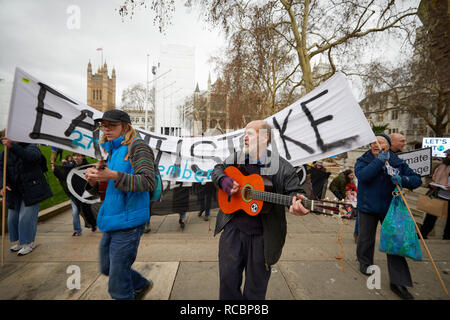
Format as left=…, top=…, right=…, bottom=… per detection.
left=250, top=190, right=314, bottom=209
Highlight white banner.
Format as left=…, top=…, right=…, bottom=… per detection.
left=397, top=147, right=432, bottom=176
left=7, top=67, right=376, bottom=182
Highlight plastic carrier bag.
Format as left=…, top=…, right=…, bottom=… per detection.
left=379, top=187, right=422, bottom=261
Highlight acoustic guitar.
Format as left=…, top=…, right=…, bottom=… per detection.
left=218, top=166, right=355, bottom=217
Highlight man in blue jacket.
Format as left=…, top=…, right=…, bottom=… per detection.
left=355, top=133, right=422, bottom=300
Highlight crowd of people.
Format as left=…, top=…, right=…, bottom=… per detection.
left=1, top=111, right=449, bottom=300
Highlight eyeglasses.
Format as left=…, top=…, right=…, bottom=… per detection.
left=99, top=123, right=121, bottom=130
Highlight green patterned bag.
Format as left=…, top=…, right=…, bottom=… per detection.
left=379, top=188, right=422, bottom=261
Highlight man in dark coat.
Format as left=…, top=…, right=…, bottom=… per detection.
left=355, top=133, right=422, bottom=300
left=211, top=120, right=309, bottom=300
left=0, top=138, right=53, bottom=256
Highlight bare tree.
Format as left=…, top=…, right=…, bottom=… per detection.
left=359, top=26, right=448, bottom=137
left=418, top=0, right=450, bottom=136
left=118, top=1, right=419, bottom=93
left=121, top=83, right=155, bottom=114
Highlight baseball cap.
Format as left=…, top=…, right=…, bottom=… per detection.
left=94, top=109, right=131, bottom=123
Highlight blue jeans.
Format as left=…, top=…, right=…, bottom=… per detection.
left=70, top=198, right=82, bottom=233
left=8, top=199, right=40, bottom=245
left=99, top=224, right=149, bottom=300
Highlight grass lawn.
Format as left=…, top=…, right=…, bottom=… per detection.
left=1, top=144, right=97, bottom=211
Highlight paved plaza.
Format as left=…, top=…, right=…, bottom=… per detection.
left=1, top=203, right=449, bottom=300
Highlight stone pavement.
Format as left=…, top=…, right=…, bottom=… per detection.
left=1, top=204, right=449, bottom=300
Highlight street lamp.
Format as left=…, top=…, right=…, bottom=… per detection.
left=147, top=69, right=172, bottom=133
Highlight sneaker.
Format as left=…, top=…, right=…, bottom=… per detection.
left=204, top=216, right=209, bottom=221
left=17, top=242, right=36, bottom=256
left=134, top=279, right=153, bottom=300
left=72, top=232, right=82, bottom=237
left=10, top=243, right=23, bottom=252
left=91, top=226, right=97, bottom=232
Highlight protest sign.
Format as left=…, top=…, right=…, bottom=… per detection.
left=7, top=67, right=376, bottom=183
left=397, top=147, right=432, bottom=177
left=422, top=137, right=449, bottom=157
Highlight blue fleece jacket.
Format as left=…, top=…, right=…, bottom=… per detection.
left=96, top=135, right=150, bottom=232
left=354, top=149, right=421, bottom=215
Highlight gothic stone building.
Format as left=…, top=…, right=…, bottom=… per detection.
left=193, top=75, right=230, bottom=135
left=87, top=61, right=116, bottom=112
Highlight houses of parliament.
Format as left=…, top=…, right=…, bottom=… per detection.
left=87, top=60, right=116, bottom=112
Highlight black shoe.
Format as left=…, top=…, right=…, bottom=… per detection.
left=179, top=219, right=185, bottom=229
left=390, top=283, right=414, bottom=300
left=359, top=264, right=371, bottom=276
left=418, top=232, right=427, bottom=239
left=204, top=216, right=209, bottom=221
left=134, top=279, right=153, bottom=300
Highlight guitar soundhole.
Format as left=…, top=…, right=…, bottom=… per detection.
left=227, top=195, right=231, bottom=202
left=243, top=187, right=252, bottom=201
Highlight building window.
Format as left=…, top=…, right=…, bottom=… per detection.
left=391, top=110, right=398, bottom=120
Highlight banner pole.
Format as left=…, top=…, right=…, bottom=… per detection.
left=1, top=146, right=7, bottom=267
left=397, top=187, right=448, bottom=295
left=376, top=141, right=448, bottom=295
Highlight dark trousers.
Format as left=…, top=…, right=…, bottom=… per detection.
left=357, top=211, right=413, bottom=287
left=420, top=199, right=450, bottom=239
left=218, top=222, right=271, bottom=300
left=331, top=190, right=345, bottom=201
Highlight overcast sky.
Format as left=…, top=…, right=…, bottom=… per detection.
left=0, top=0, right=226, bottom=129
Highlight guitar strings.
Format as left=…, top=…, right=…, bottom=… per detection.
left=248, top=189, right=352, bottom=210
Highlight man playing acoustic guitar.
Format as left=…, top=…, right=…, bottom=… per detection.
left=212, top=120, right=309, bottom=300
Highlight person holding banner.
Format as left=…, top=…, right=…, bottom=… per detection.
left=0, top=138, right=53, bottom=256
left=419, top=149, right=450, bottom=240
left=84, top=110, right=157, bottom=300
left=62, top=152, right=90, bottom=236
left=355, top=133, right=422, bottom=300
left=212, top=120, right=309, bottom=300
